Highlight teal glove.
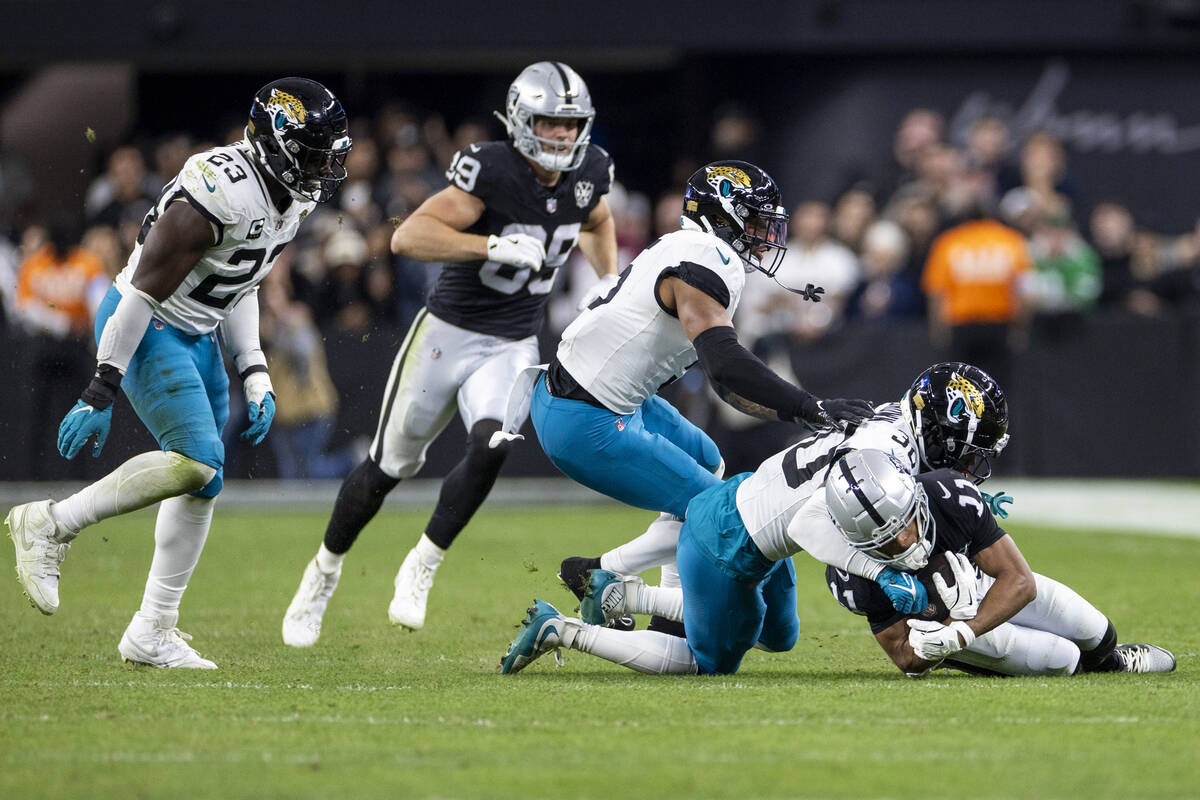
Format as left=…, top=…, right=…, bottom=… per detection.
left=981, top=491, right=1013, bottom=519
left=876, top=567, right=929, bottom=615
left=240, top=392, right=275, bottom=446
left=57, top=400, right=113, bottom=459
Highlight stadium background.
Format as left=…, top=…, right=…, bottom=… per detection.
left=2, top=0, right=1200, bottom=482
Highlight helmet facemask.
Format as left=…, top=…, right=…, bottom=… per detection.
left=509, top=109, right=593, bottom=173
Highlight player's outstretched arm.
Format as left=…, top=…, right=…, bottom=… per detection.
left=669, top=279, right=868, bottom=430
left=965, top=534, right=1036, bottom=639
left=59, top=200, right=213, bottom=460
left=389, top=186, right=490, bottom=263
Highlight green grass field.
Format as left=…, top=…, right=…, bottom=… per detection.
left=1, top=502, right=1196, bottom=800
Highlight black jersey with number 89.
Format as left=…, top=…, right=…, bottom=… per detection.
left=425, top=140, right=613, bottom=339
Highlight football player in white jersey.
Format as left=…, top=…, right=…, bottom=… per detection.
left=529, top=161, right=873, bottom=632
left=5, top=78, right=350, bottom=668
left=823, top=449, right=1176, bottom=677
left=498, top=362, right=1013, bottom=675
left=281, top=62, right=619, bottom=646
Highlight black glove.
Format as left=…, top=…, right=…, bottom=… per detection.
left=795, top=395, right=875, bottom=431
left=821, top=398, right=876, bottom=426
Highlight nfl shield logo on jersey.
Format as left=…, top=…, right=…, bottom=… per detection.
left=575, top=180, right=594, bottom=208
left=546, top=197, right=557, bottom=213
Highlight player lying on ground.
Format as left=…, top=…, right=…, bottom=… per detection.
left=556, top=361, right=1013, bottom=631
left=822, top=448, right=1175, bottom=676
left=7, top=78, right=350, bottom=668
left=281, top=61, right=620, bottom=646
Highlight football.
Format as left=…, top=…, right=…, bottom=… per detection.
left=913, top=551, right=954, bottom=622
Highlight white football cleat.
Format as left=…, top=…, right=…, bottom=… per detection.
left=282, top=556, right=342, bottom=648
left=388, top=548, right=437, bottom=630
left=6, top=500, right=70, bottom=615
left=118, top=612, right=217, bottom=669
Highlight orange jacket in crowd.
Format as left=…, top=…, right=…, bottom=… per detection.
left=921, top=217, right=1032, bottom=326
left=15, top=244, right=106, bottom=338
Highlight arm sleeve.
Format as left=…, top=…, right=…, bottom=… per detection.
left=219, top=288, right=268, bottom=378
left=786, top=493, right=884, bottom=581
left=95, top=287, right=156, bottom=375
left=693, top=325, right=815, bottom=423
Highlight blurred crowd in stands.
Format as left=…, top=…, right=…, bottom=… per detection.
left=2, top=101, right=1199, bottom=479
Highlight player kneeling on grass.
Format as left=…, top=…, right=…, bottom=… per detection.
left=822, top=448, right=1175, bottom=677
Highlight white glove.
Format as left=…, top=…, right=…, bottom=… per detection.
left=576, top=273, right=620, bottom=312
left=906, top=619, right=976, bottom=661
left=932, top=552, right=981, bottom=620
left=487, top=233, right=546, bottom=271
left=243, top=371, right=274, bottom=405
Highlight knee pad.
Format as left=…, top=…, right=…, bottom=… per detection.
left=161, top=451, right=219, bottom=496
left=193, top=469, right=223, bottom=499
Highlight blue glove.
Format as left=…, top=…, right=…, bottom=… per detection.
left=981, top=491, right=1013, bottom=519
left=240, top=392, right=275, bottom=446
left=876, top=567, right=929, bottom=615
left=57, top=400, right=113, bottom=459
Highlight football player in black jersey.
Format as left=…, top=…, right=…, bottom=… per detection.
left=282, top=62, right=619, bottom=646
left=824, top=449, right=1176, bottom=676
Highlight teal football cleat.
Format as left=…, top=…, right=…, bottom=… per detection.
left=580, top=569, right=643, bottom=626
left=499, top=599, right=565, bottom=674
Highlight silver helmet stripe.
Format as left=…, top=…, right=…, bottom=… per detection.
left=839, top=457, right=885, bottom=527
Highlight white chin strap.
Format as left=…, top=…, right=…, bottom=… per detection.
left=893, top=539, right=932, bottom=571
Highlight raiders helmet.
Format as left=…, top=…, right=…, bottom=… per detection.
left=825, top=449, right=935, bottom=571
left=246, top=77, right=352, bottom=203
left=681, top=160, right=789, bottom=276
left=901, top=362, right=1009, bottom=483
left=496, top=61, right=595, bottom=173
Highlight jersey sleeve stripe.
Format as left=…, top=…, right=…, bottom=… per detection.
left=171, top=186, right=226, bottom=246
left=653, top=261, right=732, bottom=318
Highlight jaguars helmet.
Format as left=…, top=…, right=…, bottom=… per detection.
left=825, top=449, right=935, bottom=571
left=246, top=77, right=352, bottom=203
left=681, top=160, right=789, bottom=276
left=901, top=362, right=1010, bottom=483
left=495, top=61, right=595, bottom=173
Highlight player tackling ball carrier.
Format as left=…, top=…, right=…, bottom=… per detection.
left=6, top=78, right=350, bottom=668
left=497, top=363, right=1010, bottom=675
